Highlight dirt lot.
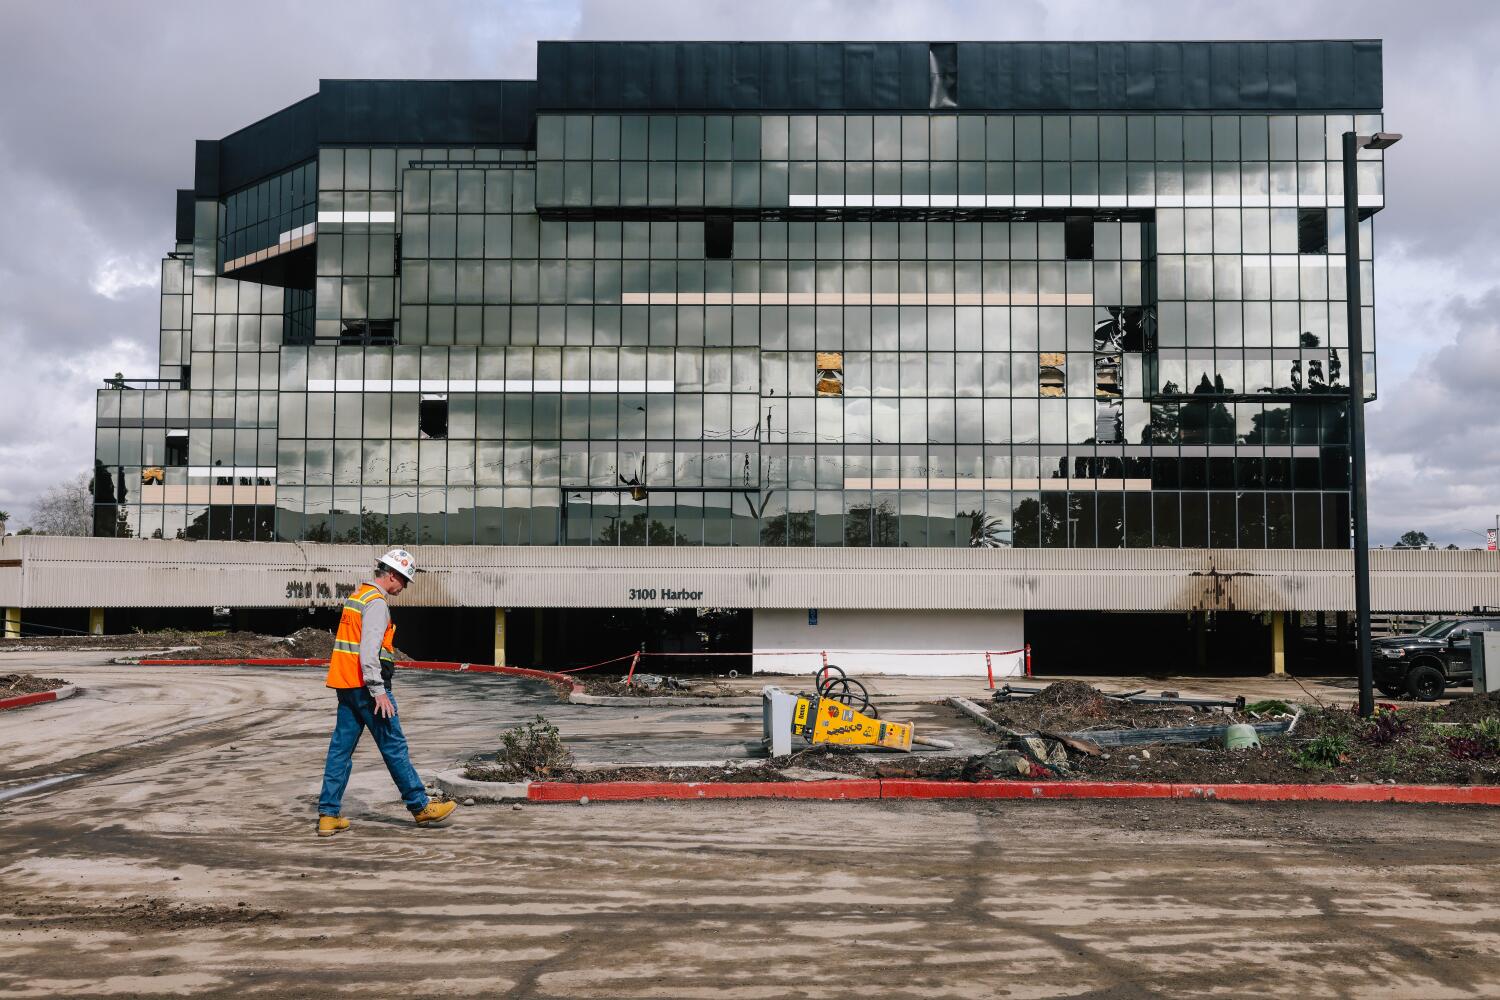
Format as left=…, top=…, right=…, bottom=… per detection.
left=3, top=652, right=1500, bottom=999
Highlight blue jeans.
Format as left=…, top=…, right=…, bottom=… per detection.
left=318, top=687, right=430, bottom=817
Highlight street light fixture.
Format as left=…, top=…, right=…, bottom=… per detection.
left=1344, top=129, right=1400, bottom=718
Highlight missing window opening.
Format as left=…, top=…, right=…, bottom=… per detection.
left=1065, top=216, right=1094, bottom=261
left=1094, top=354, right=1122, bottom=400
left=705, top=216, right=733, bottom=260
left=1297, top=209, right=1328, bottom=255
left=165, top=430, right=188, bottom=467
left=419, top=395, right=449, bottom=439
left=816, top=351, right=844, bottom=396
left=928, top=43, right=958, bottom=109
left=1039, top=353, right=1066, bottom=397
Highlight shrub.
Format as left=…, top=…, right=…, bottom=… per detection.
left=490, top=715, right=574, bottom=780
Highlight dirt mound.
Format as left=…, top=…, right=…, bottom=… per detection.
left=2, top=673, right=68, bottom=695
left=578, top=675, right=741, bottom=698
left=989, top=681, right=1247, bottom=733
left=1440, top=691, right=1500, bottom=724
left=1070, top=701, right=1500, bottom=785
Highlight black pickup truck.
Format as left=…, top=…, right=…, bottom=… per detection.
left=1371, top=617, right=1499, bottom=700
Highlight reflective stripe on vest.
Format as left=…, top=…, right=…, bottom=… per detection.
left=325, top=583, right=397, bottom=689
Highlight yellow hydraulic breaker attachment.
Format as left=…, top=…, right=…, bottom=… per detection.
left=794, top=693, right=913, bottom=751
left=762, top=664, right=947, bottom=755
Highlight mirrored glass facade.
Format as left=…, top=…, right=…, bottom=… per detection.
left=94, top=41, right=1385, bottom=549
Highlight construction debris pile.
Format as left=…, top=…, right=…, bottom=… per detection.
left=1070, top=693, right=1500, bottom=786
left=578, top=674, right=741, bottom=698
left=2, top=673, right=68, bottom=696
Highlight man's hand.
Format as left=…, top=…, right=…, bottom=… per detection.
left=373, top=692, right=395, bottom=719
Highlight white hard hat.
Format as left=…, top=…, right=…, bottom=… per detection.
left=378, top=548, right=418, bottom=581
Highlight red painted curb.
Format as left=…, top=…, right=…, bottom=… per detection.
left=136, top=658, right=325, bottom=667
left=1168, top=782, right=1500, bottom=806
left=0, top=689, right=61, bottom=712
left=529, top=780, right=882, bottom=802
left=130, top=657, right=584, bottom=694
left=525, top=778, right=1500, bottom=807
left=880, top=779, right=1181, bottom=800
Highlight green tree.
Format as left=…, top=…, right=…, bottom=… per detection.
left=1397, top=530, right=1430, bottom=548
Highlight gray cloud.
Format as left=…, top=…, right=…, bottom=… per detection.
left=1, top=0, right=1496, bottom=546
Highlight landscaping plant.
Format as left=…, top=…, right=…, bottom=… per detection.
left=489, top=715, right=574, bottom=780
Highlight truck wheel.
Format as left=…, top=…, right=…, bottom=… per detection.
left=1376, top=682, right=1403, bottom=698
left=1405, top=664, right=1445, bottom=702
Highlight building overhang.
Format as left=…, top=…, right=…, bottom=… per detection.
left=1, top=537, right=1493, bottom=614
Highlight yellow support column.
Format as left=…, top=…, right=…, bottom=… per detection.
left=3, top=608, right=19, bottom=640
left=1271, top=612, right=1286, bottom=676
left=493, top=608, right=507, bottom=667
left=89, top=608, right=105, bottom=636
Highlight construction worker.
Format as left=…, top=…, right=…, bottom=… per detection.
left=316, top=548, right=456, bottom=836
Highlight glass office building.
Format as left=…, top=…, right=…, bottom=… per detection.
left=94, top=40, right=1386, bottom=552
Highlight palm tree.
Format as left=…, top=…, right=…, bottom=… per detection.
left=0, top=510, right=9, bottom=535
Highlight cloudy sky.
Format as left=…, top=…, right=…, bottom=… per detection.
left=1, top=0, right=1496, bottom=546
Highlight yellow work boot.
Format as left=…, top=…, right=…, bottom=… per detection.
left=317, top=815, right=350, bottom=838
left=413, top=799, right=457, bottom=827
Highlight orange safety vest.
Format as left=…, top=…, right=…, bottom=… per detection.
left=325, top=583, right=397, bottom=689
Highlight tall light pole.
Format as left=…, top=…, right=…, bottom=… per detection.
left=1343, top=129, right=1400, bottom=718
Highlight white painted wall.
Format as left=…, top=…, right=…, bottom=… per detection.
left=753, top=609, right=1026, bottom=678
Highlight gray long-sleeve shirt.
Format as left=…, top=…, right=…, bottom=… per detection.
left=358, top=588, right=391, bottom=698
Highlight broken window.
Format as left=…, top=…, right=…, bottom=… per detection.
left=928, top=43, right=958, bottom=109
left=1094, top=353, right=1122, bottom=400
left=1094, top=350, right=1124, bottom=443
left=165, top=430, right=189, bottom=467
left=419, top=395, right=449, bottom=439
left=816, top=351, right=843, bottom=397
left=1039, top=353, right=1065, bottom=397
left=179, top=365, right=191, bottom=390
left=1094, top=400, right=1124, bottom=443
left=340, top=319, right=396, bottom=346
left=1297, top=209, right=1328, bottom=255
left=705, top=216, right=733, bottom=260
left=1094, top=306, right=1146, bottom=353
left=1065, top=216, right=1094, bottom=261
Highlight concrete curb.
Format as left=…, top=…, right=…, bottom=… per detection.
left=949, top=695, right=1006, bottom=732
left=516, top=778, right=1500, bottom=806
left=0, top=684, right=78, bottom=713
left=426, top=769, right=530, bottom=803
left=531, top=779, right=884, bottom=802
left=567, top=692, right=762, bottom=707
